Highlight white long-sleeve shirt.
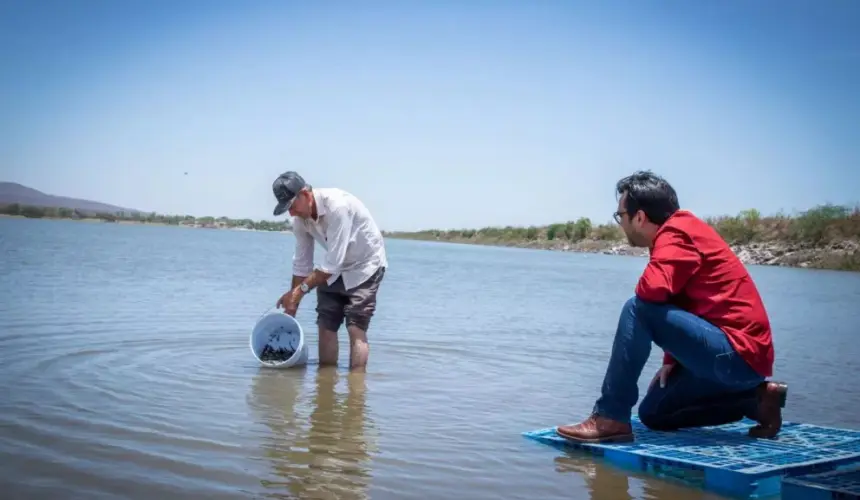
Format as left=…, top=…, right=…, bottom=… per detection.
left=290, top=188, right=388, bottom=290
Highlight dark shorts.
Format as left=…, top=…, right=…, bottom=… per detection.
left=315, top=266, right=385, bottom=332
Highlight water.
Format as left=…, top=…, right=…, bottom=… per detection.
left=1, top=216, right=859, bottom=500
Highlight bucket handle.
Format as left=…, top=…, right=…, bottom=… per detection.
left=257, top=305, right=279, bottom=322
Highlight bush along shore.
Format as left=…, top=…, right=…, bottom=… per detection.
left=383, top=204, right=860, bottom=272
left=0, top=203, right=290, bottom=232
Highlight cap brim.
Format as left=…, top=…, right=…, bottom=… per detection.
left=273, top=200, right=291, bottom=216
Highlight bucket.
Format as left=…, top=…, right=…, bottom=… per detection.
left=249, top=310, right=309, bottom=368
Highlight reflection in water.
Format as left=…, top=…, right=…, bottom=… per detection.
left=554, top=454, right=633, bottom=500
left=248, top=366, right=375, bottom=499
left=554, top=454, right=721, bottom=500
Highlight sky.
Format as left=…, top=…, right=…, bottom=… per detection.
left=1, top=0, right=858, bottom=231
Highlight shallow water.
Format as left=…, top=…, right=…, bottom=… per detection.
left=1, top=217, right=859, bottom=499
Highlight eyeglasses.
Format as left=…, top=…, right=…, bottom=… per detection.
left=613, top=210, right=627, bottom=224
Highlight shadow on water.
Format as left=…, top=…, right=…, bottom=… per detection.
left=247, top=365, right=376, bottom=499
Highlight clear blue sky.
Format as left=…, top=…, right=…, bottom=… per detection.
left=1, top=0, right=858, bottom=231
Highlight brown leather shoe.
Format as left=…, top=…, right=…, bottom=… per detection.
left=556, top=414, right=634, bottom=443
left=748, top=381, right=788, bottom=439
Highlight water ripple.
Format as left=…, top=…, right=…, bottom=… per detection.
left=2, top=218, right=860, bottom=500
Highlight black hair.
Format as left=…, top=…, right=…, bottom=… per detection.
left=615, top=170, right=679, bottom=225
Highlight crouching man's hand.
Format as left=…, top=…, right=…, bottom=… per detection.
left=650, top=363, right=674, bottom=389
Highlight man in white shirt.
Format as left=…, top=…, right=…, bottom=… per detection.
left=272, top=171, right=388, bottom=371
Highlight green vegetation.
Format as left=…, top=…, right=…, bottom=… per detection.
left=0, top=203, right=289, bottom=232
left=703, top=205, right=860, bottom=246
left=384, top=217, right=622, bottom=245
left=5, top=200, right=858, bottom=271
left=384, top=204, right=860, bottom=272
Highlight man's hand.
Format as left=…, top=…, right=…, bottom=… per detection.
left=276, top=287, right=304, bottom=317
left=650, top=363, right=674, bottom=389
left=276, top=270, right=330, bottom=317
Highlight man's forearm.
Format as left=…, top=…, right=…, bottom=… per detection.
left=291, top=275, right=305, bottom=290
left=301, top=269, right=332, bottom=290
left=290, top=269, right=332, bottom=293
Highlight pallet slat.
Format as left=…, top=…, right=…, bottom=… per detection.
left=523, top=417, right=860, bottom=499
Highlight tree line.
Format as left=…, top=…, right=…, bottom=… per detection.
left=0, top=203, right=289, bottom=232
left=6, top=200, right=859, bottom=248
left=384, top=204, right=860, bottom=247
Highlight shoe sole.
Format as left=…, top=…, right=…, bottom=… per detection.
left=555, top=428, right=635, bottom=444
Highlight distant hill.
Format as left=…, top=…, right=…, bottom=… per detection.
left=0, top=182, right=139, bottom=215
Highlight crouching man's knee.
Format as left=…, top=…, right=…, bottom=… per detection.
left=622, top=295, right=639, bottom=315
left=637, top=393, right=678, bottom=432
left=622, top=295, right=663, bottom=316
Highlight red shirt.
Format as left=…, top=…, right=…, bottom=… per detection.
left=635, top=210, right=774, bottom=377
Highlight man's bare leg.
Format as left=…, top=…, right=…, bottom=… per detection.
left=346, top=324, right=369, bottom=372
left=318, top=327, right=339, bottom=366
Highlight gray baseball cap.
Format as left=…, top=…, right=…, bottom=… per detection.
left=272, top=171, right=308, bottom=216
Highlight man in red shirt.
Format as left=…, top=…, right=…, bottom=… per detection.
left=556, top=171, right=787, bottom=443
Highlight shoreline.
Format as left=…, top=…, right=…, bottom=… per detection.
left=4, top=211, right=858, bottom=272
left=382, top=204, right=859, bottom=272
left=0, top=213, right=292, bottom=233
left=384, top=234, right=860, bottom=272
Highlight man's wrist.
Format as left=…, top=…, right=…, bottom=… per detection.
left=293, top=276, right=316, bottom=298
left=291, top=281, right=307, bottom=298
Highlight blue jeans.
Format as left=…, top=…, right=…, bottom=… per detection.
left=594, top=296, right=765, bottom=429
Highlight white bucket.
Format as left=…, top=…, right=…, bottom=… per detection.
left=249, top=311, right=309, bottom=368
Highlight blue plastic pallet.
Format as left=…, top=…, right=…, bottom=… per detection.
left=523, top=416, right=860, bottom=499
left=782, top=465, right=860, bottom=499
